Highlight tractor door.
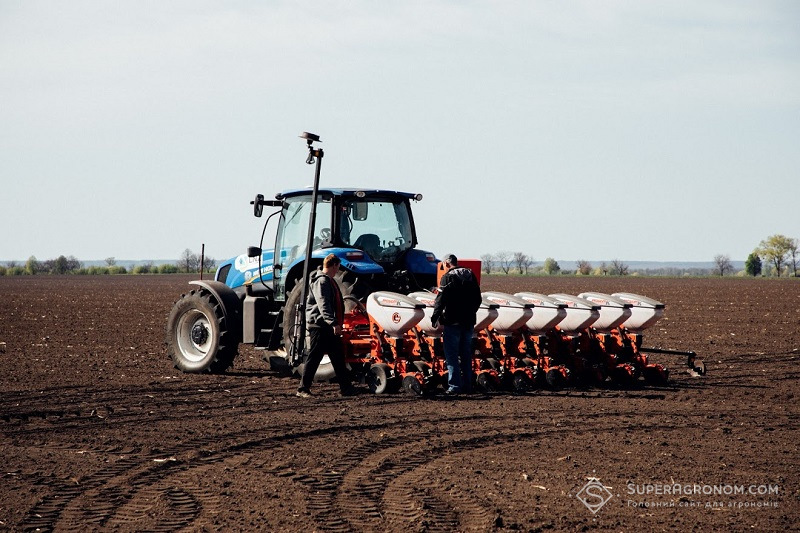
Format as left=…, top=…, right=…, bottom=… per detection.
left=272, top=194, right=333, bottom=300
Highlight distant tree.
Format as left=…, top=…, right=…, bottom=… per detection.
left=179, top=248, right=200, bottom=273
left=513, top=252, right=529, bottom=275
left=757, top=234, right=793, bottom=277
left=52, top=255, right=69, bottom=274
left=609, top=259, right=629, bottom=276
left=543, top=257, right=560, bottom=275
left=496, top=251, right=512, bottom=275
left=744, top=252, right=762, bottom=277
left=788, top=237, right=799, bottom=277
left=203, top=256, right=217, bottom=273
left=576, top=260, right=592, bottom=276
left=133, top=261, right=156, bottom=274
left=105, top=257, right=117, bottom=267
left=66, top=256, right=81, bottom=271
left=159, top=263, right=179, bottom=274
left=480, top=253, right=494, bottom=275
left=522, top=255, right=534, bottom=274
left=713, top=254, right=733, bottom=276
left=25, top=256, right=39, bottom=275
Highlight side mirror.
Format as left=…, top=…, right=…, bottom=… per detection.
left=353, top=201, right=368, bottom=221
left=247, top=246, right=262, bottom=258
left=252, top=194, right=264, bottom=217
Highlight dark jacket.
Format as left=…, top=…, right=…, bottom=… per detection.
left=431, top=267, right=482, bottom=327
left=305, top=270, right=344, bottom=329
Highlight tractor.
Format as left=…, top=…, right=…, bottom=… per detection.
left=165, top=133, right=439, bottom=379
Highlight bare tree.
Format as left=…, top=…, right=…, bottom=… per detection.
left=513, top=252, right=528, bottom=275
left=66, top=256, right=82, bottom=271
left=105, top=257, right=117, bottom=266
left=788, top=238, right=799, bottom=277
left=523, top=255, right=534, bottom=274
left=713, top=254, right=734, bottom=276
left=609, top=259, right=629, bottom=276
left=496, top=251, right=512, bottom=275
left=480, top=253, right=494, bottom=275
left=576, top=259, right=592, bottom=276
left=179, top=248, right=200, bottom=273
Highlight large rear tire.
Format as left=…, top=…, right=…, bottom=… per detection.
left=165, top=289, right=237, bottom=373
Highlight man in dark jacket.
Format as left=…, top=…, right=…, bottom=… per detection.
left=431, top=254, right=483, bottom=395
left=297, top=254, right=356, bottom=398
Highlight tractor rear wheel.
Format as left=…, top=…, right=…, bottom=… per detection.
left=165, top=289, right=237, bottom=373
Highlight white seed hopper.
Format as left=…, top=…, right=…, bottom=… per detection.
left=408, top=291, right=443, bottom=338
left=577, top=292, right=633, bottom=332
left=548, top=294, right=600, bottom=334
left=475, top=296, right=500, bottom=334
left=611, top=292, right=665, bottom=332
left=481, top=292, right=533, bottom=335
left=514, top=292, right=568, bottom=334
left=366, top=291, right=425, bottom=338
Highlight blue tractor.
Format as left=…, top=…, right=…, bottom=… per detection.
left=165, top=142, right=439, bottom=377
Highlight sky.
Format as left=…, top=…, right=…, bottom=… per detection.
left=1, top=0, right=798, bottom=264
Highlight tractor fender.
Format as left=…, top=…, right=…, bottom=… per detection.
left=189, top=280, right=243, bottom=337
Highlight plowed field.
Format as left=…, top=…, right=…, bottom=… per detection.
left=1, top=274, right=798, bottom=531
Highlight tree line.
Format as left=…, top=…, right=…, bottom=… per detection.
left=479, top=252, right=633, bottom=276
left=712, top=234, right=798, bottom=278
left=0, top=249, right=217, bottom=276
left=481, top=233, right=799, bottom=278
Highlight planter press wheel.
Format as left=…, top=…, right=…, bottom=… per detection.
left=512, top=369, right=534, bottom=392
left=546, top=367, right=567, bottom=390
left=476, top=372, right=498, bottom=393
left=368, top=363, right=397, bottom=394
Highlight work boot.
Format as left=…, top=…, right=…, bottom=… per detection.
left=296, top=388, right=313, bottom=398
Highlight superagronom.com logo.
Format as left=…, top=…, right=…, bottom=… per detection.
left=574, top=476, right=614, bottom=514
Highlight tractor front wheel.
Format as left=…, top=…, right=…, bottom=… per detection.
left=165, top=289, right=237, bottom=373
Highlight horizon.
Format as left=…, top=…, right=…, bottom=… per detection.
left=0, top=256, right=747, bottom=268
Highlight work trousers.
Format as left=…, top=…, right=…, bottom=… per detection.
left=443, top=323, right=474, bottom=393
left=300, top=324, right=350, bottom=392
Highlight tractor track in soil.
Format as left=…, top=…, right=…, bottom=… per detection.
left=1, top=275, right=798, bottom=530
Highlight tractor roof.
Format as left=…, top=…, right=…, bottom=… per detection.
left=276, top=188, right=422, bottom=201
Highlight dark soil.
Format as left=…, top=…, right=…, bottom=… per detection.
left=1, top=274, right=798, bottom=531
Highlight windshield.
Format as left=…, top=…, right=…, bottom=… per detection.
left=338, top=197, right=414, bottom=262
left=273, top=195, right=333, bottom=299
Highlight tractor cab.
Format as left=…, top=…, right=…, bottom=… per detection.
left=216, top=188, right=438, bottom=302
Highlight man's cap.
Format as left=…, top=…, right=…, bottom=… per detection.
left=442, top=253, right=458, bottom=265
